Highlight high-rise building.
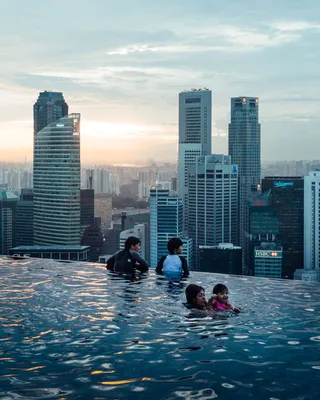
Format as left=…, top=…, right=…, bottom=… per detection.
left=246, top=191, right=280, bottom=276
left=81, top=217, right=104, bottom=262
left=178, top=89, right=212, bottom=229
left=149, top=187, right=192, bottom=268
left=16, top=189, right=34, bottom=246
left=262, top=177, right=304, bottom=279
left=80, top=189, right=94, bottom=232
left=33, top=91, right=68, bottom=136
left=94, top=193, right=112, bottom=227
left=0, top=190, right=18, bottom=254
left=33, top=113, right=81, bottom=245
left=188, top=155, right=238, bottom=269
left=199, top=243, right=242, bottom=275
left=296, top=171, right=320, bottom=282
left=254, top=242, right=283, bottom=279
left=228, top=96, right=261, bottom=271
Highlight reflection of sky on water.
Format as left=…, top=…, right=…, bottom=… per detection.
left=0, top=257, right=319, bottom=399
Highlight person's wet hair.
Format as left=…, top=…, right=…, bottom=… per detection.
left=124, top=236, right=141, bottom=250
left=185, top=284, right=204, bottom=305
left=213, top=283, right=228, bottom=294
left=167, top=238, right=183, bottom=254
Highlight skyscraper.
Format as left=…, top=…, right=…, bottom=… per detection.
left=178, top=89, right=212, bottom=229
left=262, top=177, right=304, bottom=279
left=33, top=113, right=81, bottom=245
left=298, top=171, right=320, bottom=282
left=0, top=190, right=18, bottom=254
left=228, top=96, right=261, bottom=271
left=188, top=155, right=238, bottom=269
left=16, top=189, right=34, bottom=246
left=33, top=91, right=68, bottom=136
left=149, top=187, right=192, bottom=268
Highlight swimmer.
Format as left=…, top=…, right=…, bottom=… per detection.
left=207, top=283, right=240, bottom=313
left=185, top=284, right=207, bottom=310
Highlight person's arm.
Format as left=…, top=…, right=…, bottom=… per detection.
left=156, top=256, right=166, bottom=274
left=207, top=295, right=217, bottom=310
left=228, top=303, right=241, bottom=313
left=180, top=256, right=190, bottom=276
left=131, top=251, right=149, bottom=272
left=105, top=254, right=116, bottom=270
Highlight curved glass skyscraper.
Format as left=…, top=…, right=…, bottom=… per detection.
left=33, top=114, right=81, bottom=245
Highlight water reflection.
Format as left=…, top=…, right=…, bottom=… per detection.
left=0, top=257, right=319, bottom=400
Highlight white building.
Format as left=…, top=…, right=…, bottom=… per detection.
left=178, top=89, right=212, bottom=229
left=295, top=171, right=320, bottom=282
left=188, top=154, right=238, bottom=269
left=120, top=223, right=147, bottom=260
left=150, top=187, right=192, bottom=268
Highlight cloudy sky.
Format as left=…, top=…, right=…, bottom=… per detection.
left=0, top=0, right=319, bottom=164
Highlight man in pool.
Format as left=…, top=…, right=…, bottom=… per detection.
left=106, top=236, right=149, bottom=274
left=184, top=284, right=207, bottom=310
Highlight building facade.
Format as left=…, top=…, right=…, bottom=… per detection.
left=228, top=96, right=261, bottom=271
left=178, top=89, right=212, bottom=229
left=33, top=114, right=81, bottom=245
left=199, top=243, right=242, bottom=275
left=33, top=91, right=68, bottom=136
left=254, top=243, right=283, bottom=279
left=262, top=177, right=304, bottom=279
left=188, top=155, right=238, bottom=269
left=16, top=189, right=34, bottom=246
left=149, top=187, right=192, bottom=268
left=0, top=191, right=18, bottom=255
left=246, top=191, right=280, bottom=276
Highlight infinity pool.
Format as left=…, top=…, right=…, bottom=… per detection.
left=0, top=257, right=319, bottom=400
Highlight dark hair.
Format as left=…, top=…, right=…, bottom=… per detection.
left=125, top=236, right=141, bottom=250
left=186, top=284, right=205, bottom=305
left=213, top=283, right=228, bottom=294
left=167, top=237, right=183, bottom=254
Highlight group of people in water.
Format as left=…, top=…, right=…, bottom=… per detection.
left=106, top=236, right=240, bottom=313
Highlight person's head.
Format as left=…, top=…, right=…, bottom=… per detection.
left=213, top=283, right=229, bottom=304
left=125, top=236, right=141, bottom=252
left=186, top=284, right=206, bottom=308
left=167, top=237, right=183, bottom=255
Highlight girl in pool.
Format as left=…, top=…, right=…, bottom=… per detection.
left=207, top=283, right=240, bottom=312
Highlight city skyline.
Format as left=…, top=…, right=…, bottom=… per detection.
left=1, top=1, right=320, bottom=164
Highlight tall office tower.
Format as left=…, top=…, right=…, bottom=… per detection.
left=228, top=96, right=261, bottom=272
left=296, top=171, right=320, bottom=282
left=188, top=155, right=238, bottom=269
left=16, top=189, right=34, bottom=246
left=178, top=89, right=212, bottom=230
left=254, top=242, right=283, bottom=279
left=33, top=114, right=81, bottom=245
left=262, top=177, right=304, bottom=279
left=149, top=187, right=192, bottom=268
left=0, top=190, right=18, bottom=254
left=33, top=91, right=68, bottom=136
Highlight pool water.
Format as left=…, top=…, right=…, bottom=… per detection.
left=0, top=257, right=319, bottom=400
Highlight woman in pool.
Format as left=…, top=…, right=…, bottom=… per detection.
left=185, top=284, right=207, bottom=310
left=207, top=283, right=240, bottom=312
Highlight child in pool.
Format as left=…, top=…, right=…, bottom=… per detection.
left=207, top=283, right=240, bottom=312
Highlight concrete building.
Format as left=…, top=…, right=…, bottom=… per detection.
left=178, top=89, right=212, bottom=229
left=228, top=97, right=261, bottom=272
left=33, top=113, right=81, bottom=245
left=94, top=193, right=112, bottom=227
left=188, top=155, right=238, bottom=269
